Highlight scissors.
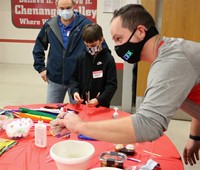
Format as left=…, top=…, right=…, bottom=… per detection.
left=85, top=91, right=90, bottom=103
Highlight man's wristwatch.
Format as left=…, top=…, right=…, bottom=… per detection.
left=189, top=134, right=200, bottom=141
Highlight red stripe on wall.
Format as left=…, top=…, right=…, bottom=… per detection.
left=0, top=39, right=124, bottom=70
left=0, top=39, right=35, bottom=43
left=116, top=63, right=124, bottom=70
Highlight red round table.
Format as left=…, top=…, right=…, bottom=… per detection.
left=0, top=104, right=184, bottom=170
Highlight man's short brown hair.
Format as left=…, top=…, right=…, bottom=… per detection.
left=111, top=4, right=155, bottom=32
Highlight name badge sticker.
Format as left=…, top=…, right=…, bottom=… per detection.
left=67, top=31, right=70, bottom=36
left=93, top=70, right=103, bottom=79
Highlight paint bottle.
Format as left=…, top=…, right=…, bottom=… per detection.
left=35, top=120, right=47, bottom=148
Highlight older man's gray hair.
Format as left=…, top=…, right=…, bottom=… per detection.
left=55, top=0, right=76, bottom=6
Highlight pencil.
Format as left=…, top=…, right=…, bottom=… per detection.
left=96, top=92, right=100, bottom=98
left=127, top=157, right=141, bottom=162
left=143, top=150, right=161, bottom=157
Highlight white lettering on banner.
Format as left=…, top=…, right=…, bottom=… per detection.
left=12, top=0, right=97, bottom=28
left=42, top=19, right=48, bottom=24
left=76, top=6, right=96, bottom=19
left=19, top=0, right=45, bottom=3
left=77, top=0, right=84, bottom=4
left=19, top=18, right=40, bottom=25
left=15, top=5, right=57, bottom=16
left=85, top=0, right=92, bottom=4
left=46, top=0, right=53, bottom=3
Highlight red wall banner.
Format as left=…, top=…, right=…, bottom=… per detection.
left=11, top=0, right=97, bottom=29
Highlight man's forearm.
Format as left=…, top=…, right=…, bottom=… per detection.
left=75, top=116, right=137, bottom=144
left=190, top=118, right=200, bottom=136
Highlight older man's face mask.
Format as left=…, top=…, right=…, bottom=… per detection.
left=58, top=9, right=74, bottom=20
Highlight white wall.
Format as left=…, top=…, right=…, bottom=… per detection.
left=0, top=1, right=37, bottom=64
left=97, top=0, right=116, bottom=60
left=0, top=0, right=125, bottom=64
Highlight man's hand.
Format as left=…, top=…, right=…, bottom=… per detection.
left=40, top=70, right=48, bottom=82
left=183, top=139, right=200, bottom=165
left=53, top=112, right=83, bottom=134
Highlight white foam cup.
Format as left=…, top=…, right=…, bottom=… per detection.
left=50, top=140, right=95, bottom=170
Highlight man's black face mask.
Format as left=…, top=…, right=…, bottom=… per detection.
left=114, top=26, right=159, bottom=64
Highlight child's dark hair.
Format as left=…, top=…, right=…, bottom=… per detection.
left=82, top=23, right=103, bottom=43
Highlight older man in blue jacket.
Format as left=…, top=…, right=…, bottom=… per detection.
left=33, top=0, right=107, bottom=104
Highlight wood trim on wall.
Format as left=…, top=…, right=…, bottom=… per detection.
left=162, top=0, right=200, bottom=42
left=136, top=0, right=156, bottom=96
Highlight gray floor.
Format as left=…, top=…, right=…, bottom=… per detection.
left=0, top=63, right=200, bottom=170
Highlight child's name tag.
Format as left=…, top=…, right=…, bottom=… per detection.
left=93, top=70, right=103, bottom=79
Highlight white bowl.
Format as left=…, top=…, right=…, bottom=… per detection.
left=50, top=140, right=95, bottom=170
